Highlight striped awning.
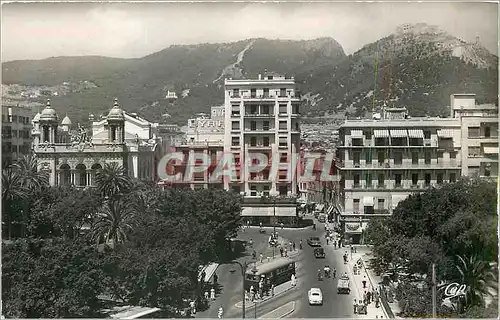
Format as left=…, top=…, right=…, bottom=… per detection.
left=437, top=129, right=454, bottom=138
left=483, top=147, right=499, bottom=154
left=374, top=129, right=389, bottom=138
left=241, top=206, right=297, bottom=217
left=390, top=129, right=408, bottom=138
left=351, top=130, right=363, bottom=138
left=408, top=129, right=424, bottom=138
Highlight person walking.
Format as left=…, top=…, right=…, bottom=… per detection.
left=333, top=267, right=337, bottom=278
left=326, top=237, right=329, bottom=245
left=367, top=290, right=372, bottom=304
left=299, top=240, right=303, bottom=249
left=353, top=298, right=358, bottom=314
left=362, top=276, right=367, bottom=288
left=375, top=290, right=380, bottom=308
left=210, top=287, right=216, bottom=300
left=363, top=291, right=367, bottom=305
left=281, top=222, right=284, bottom=230
left=284, top=247, right=288, bottom=257
left=204, top=291, right=209, bottom=300
left=213, top=273, right=218, bottom=284
left=279, top=247, right=284, bottom=257
left=271, top=284, right=275, bottom=296
left=190, top=300, right=196, bottom=315
left=260, top=253, right=264, bottom=263
left=218, top=306, right=223, bottom=319
left=292, top=241, right=296, bottom=251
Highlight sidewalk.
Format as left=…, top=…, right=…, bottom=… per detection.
left=259, top=301, right=295, bottom=318
left=354, top=246, right=403, bottom=318
left=199, top=263, right=219, bottom=282
left=345, top=248, right=388, bottom=318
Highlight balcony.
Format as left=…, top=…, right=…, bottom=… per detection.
left=243, top=195, right=297, bottom=206
left=245, top=113, right=274, bottom=118
left=248, top=144, right=272, bottom=150
left=244, top=128, right=275, bottom=133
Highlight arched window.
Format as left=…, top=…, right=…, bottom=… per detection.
left=75, top=164, right=87, bottom=186
left=60, top=164, right=71, bottom=186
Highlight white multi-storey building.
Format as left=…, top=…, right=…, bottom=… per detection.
left=223, top=73, right=301, bottom=225
left=336, top=94, right=498, bottom=244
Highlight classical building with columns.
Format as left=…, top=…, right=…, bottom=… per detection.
left=32, top=99, right=163, bottom=187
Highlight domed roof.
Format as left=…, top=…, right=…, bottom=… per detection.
left=33, top=112, right=41, bottom=122
left=39, top=99, right=58, bottom=121
left=61, top=115, right=72, bottom=125
left=107, top=98, right=125, bottom=121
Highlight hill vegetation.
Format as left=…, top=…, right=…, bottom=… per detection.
left=2, top=24, right=498, bottom=125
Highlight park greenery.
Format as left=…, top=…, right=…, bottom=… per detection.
left=365, top=177, right=498, bottom=318
left=2, top=155, right=242, bottom=318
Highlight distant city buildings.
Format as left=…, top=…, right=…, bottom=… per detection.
left=335, top=93, right=498, bottom=244
left=2, top=104, right=32, bottom=168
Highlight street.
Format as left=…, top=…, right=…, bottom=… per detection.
left=197, top=223, right=355, bottom=318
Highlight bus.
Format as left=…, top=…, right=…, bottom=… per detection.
left=244, top=257, right=296, bottom=291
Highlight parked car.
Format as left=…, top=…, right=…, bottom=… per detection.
left=314, top=247, right=326, bottom=258
left=318, top=214, right=326, bottom=223
left=308, top=288, right=323, bottom=305
left=307, top=236, right=321, bottom=247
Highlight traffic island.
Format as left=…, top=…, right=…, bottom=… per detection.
left=259, top=301, right=296, bottom=318
left=234, top=279, right=297, bottom=309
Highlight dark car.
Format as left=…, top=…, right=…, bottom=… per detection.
left=314, top=247, right=326, bottom=258
left=307, top=236, right=321, bottom=247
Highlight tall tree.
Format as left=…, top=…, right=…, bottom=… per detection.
left=95, top=162, right=132, bottom=200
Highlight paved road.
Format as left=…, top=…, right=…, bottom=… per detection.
left=197, top=224, right=355, bottom=318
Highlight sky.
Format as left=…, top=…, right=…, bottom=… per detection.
left=1, top=1, right=498, bottom=62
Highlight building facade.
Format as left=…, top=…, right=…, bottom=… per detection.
left=33, top=99, right=163, bottom=186
left=335, top=94, right=498, bottom=244
left=223, top=73, right=301, bottom=225
left=2, top=104, right=32, bottom=168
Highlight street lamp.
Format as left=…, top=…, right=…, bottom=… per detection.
left=270, top=191, right=279, bottom=259
left=229, top=260, right=251, bottom=319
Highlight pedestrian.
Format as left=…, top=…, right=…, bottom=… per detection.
left=245, top=290, right=250, bottom=301
left=326, top=237, right=329, bottom=245
left=247, top=220, right=250, bottom=228
left=375, top=291, right=380, bottom=308
left=271, top=284, right=275, bottom=296
left=281, top=222, right=284, bottom=230
left=250, top=285, right=255, bottom=300
left=249, top=238, right=253, bottom=248
left=291, top=274, right=296, bottom=287
left=190, top=300, right=196, bottom=314
left=279, top=246, right=284, bottom=257
left=353, top=298, right=358, bottom=314
left=337, top=239, right=341, bottom=248
left=333, top=268, right=337, bottom=278
left=210, top=287, right=216, bottom=300
left=252, top=250, right=257, bottom=260
left=289, top=241, right=293, bottom=251
left=299, top=240, right=303, bottom=249
left=353, top=264, right=357, bottom=275
left=218, top=306, right=223, bottom=319
left=213, top=273, right=218, bottom=284
left=292, top=241, right=296, bottom=251
left=204, top=291, right=209, bottom=300
left=363, top=291, right=367, bottom=305
left=201, top=270, right=206, bottom=283
left=362, top=276, right=367, bottom=288
left=367, top=291, right=372, bottom=304
left=260, top=253, right=264, bottom=263
left=284, top=247, right=288, bottom=257
left=260, top=222, right=263, bottom=228
left=333, top=241, right=337, bottom=249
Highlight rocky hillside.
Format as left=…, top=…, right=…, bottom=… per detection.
left=2, top=24, right=498, bottom=125
left=2, top=38, right=345, bottom=125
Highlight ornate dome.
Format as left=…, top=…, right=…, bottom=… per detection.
left=33, top=112, right=41, bottom=122
left=107, top=98, right=125, bottom=121
left=61, top=115, right=72, bottom=126
left=40, top=99, right=58, bottom=121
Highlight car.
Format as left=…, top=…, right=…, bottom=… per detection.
left=308, top=288, right=323, bottom=305
left=314, top=247, right=326, bottom=258
left=318, top=214, right=326, bottom=223
left=337, top=275, right=351, bottom=294
left=307, top=236, right=321, bottom=247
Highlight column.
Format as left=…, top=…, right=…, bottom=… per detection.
left=87, top=171, right=91, bottom=186
left=71, top=171, right=75, bottom=185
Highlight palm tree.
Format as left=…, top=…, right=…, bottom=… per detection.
left=453, top=254, right=497, bottom=308
left=2, top=168, right=27, bottom=239
left=90, top=198, right=137, bottom=248
left=95, top=162, right=132, bottom=199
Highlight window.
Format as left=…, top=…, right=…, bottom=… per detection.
left=412, top=152, right=419, bottom=165
left=263, top=185, right=270, bottom=197
left=468, top=147, right=480, bottom=157
left=353, top=199, right=360, bottom=213
left=279, top=104, right=287, bottom=115
left=425, top=152, right=431, bottom=164
left=263, top=121, right=270, bottom=131
left=424, top=130, right=431, bottom=139
left=250, top=88, right=256, bottom=98
left=279, top=185, right=287, bottom=196
left=365, top=131, right=372, bottom=140
left=232, top=121, right=240, bottom=130
left=231, top=136, right=240, bottom=146
left=450, top=151, right=457, bottom=159
left=377, top=199, right=385, bottom=210
left=263, top=137, right=270, bottom=146
left=232, top=88, right=239, bottom=97
left=365, top=151, right=372, bottom=164
left=280, top=153, right=288, bottom=163
left=263, top=88, right=269, bottom=97
left=378, top=174, right=385, bottom=187
left=468, top=127, right=480, bottom=138
left=394, top=152, right=403, bottom=165
left=395, top=174, right=402, bottom=187
left=484, top=126, right=491, bottom=138
left=279, top=137, right=287, bottom=147
left=449, top=173, right=456, bottom=182
left=279, top=121, right=287, bottom=130
left=250, top=105, right=258, bottom=114
left=280, top=88, right=286, bottom=97
left=250, top=137, right=257, bottom=146
left=353, top=152, right=361, bottom=165
left=425, top=173, right=431, bottom=186
left=378, top=152, right=385, bottom=164
left=412, top=173, right=418, bottom=185
left=353, top=174, right=360, bottom=187
left=234, top=154, right=241, bottom=165
left=437, top=173, right=443, bottom=184
left=231, top=104, right=240, bottom=116
left=250, top=121, right=257, bottom=131
left=292, top=104, right=299, bottom=114
left=437, top=151, right=443, bottom=159
left=250, top=185, right=257, bottom=196
left=262, top=105, right=270, bottom=114
left=365, top=173, right=372, bottom=187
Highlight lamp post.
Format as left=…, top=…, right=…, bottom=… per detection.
left=230, top=260, right=251, bottom=319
